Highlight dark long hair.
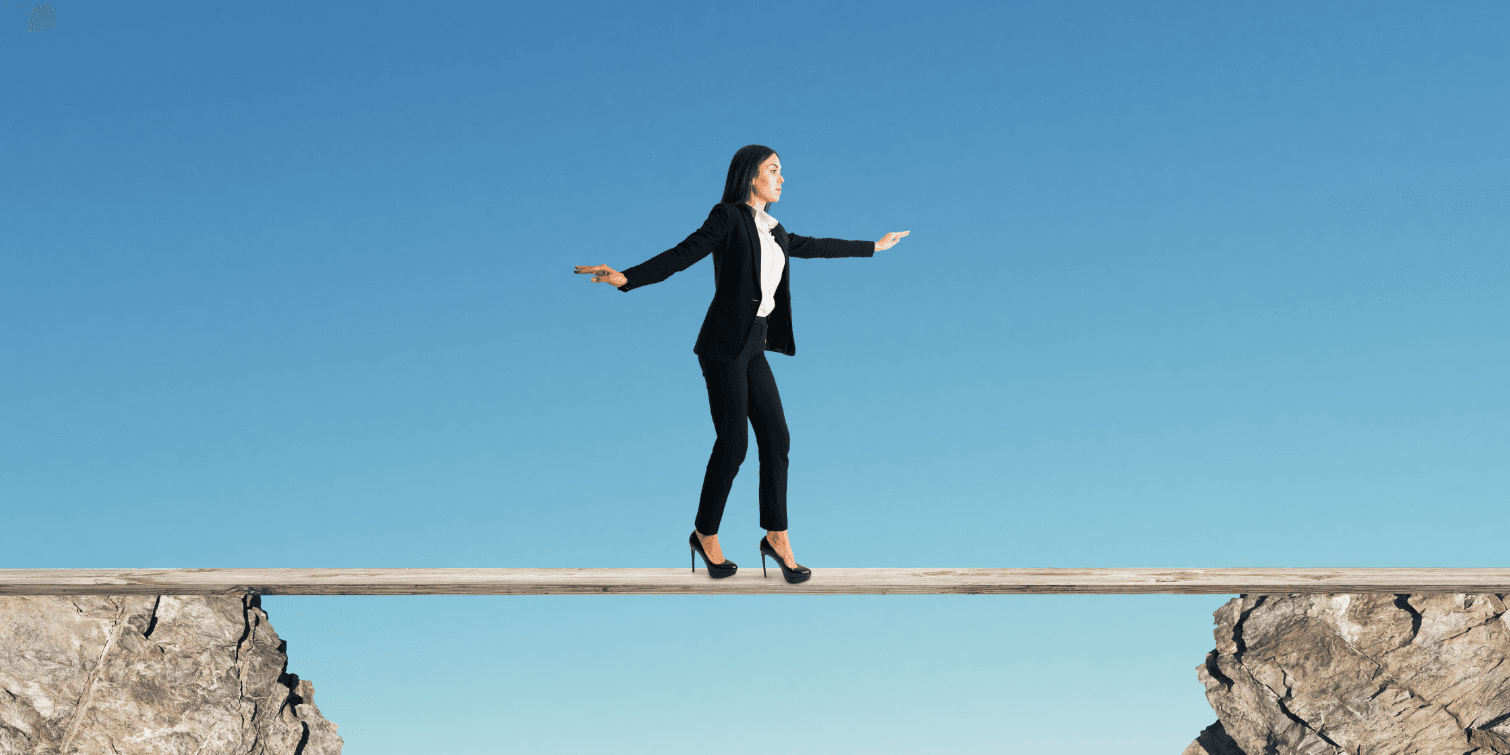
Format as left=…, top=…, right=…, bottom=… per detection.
left=720, top=144, right=778, bottom=205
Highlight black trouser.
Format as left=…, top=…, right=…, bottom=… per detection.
left=694, top=315, right=789, bottom=535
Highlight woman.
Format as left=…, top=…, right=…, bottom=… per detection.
left=574, top=144, right=908, bottom=584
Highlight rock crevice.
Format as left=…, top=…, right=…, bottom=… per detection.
left=0, top=594, right=340, bottom=755
left=1184, top=593, right=1510, bottom=755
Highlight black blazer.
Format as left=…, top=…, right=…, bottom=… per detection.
left=619, top=202, right=874, bottom=362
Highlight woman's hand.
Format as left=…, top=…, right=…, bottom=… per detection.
left=875, top=231, right=910, bottom=251
left=574, top=264, right=628, bottom=288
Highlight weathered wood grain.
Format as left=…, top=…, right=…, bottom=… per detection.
left=1, top=568, right=1507, bottom=595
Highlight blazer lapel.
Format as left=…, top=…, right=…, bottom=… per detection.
left=738, top=203, right=761, bottom=288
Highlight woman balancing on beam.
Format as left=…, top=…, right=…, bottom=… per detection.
left=574, top=145, right=909, bottom=584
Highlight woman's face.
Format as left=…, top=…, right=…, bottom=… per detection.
left=749, top=153, right=783, bottom=205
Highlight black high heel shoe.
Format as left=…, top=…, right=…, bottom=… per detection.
left=689, top=531, right=737, bottom=578
left=759, top=536, right=812, bottom=584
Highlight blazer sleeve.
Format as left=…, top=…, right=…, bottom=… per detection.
left=784, top=229, right=875, bottom=259
left=618, top=204, right=731, bottom=292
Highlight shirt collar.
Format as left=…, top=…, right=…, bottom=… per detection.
left=749, top=203, right=779, bottom=231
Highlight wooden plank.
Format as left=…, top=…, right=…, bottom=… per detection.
left=1, top=568, right=1508, bottom=596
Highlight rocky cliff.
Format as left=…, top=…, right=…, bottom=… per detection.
left=0, top=594, right=341, bottom=755
left=1185, top=593, right=1510, bottom=755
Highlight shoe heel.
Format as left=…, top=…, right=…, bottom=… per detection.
left=761, top=553, right=768, bottom=578
left=688, top=531, right=737, bottom=579
left=757, top=535, right=812, bottom=585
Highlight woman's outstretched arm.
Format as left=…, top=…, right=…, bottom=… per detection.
left=574, top=204, right=732, bottom=292
left=786, top=229, right=909, bottom=259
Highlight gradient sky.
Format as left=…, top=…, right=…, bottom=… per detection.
left=4, top=1, right=1507, bottom=752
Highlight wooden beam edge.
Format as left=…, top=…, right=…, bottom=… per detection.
left=2, top=568, right=1508, bottom=596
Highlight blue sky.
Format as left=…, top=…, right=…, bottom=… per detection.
left=3, top=1, right=1506, bottom=752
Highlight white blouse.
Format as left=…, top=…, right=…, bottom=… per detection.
left=750, top=203, right=785, bottom=318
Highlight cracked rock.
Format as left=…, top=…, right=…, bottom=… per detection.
left=0, top=595, right=341, bottom=754
left=1184, top=593, right=1510, bottom=755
